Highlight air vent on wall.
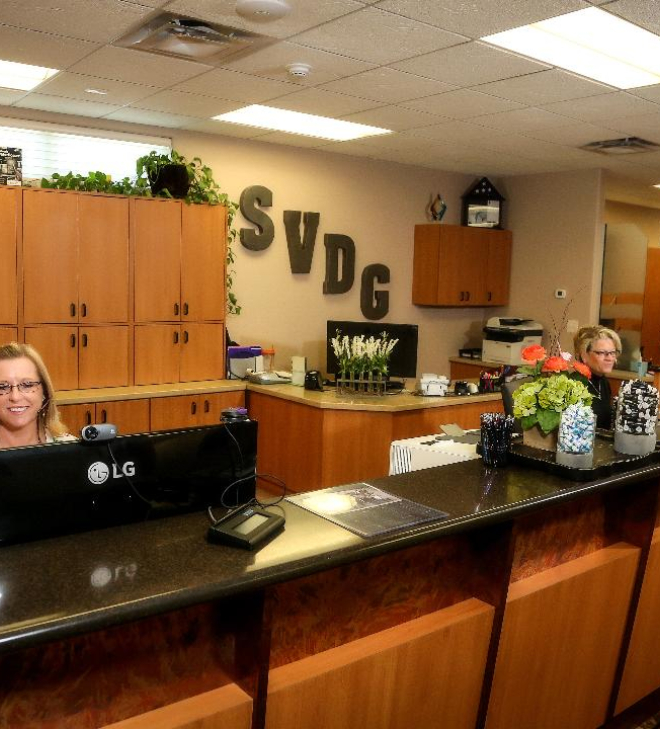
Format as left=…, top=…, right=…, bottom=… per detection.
left=580, top=137, right=660, bottom=155
left=115, top=13, right=275, bottom=64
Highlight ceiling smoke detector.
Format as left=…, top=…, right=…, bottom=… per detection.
left=116, top=12, right=275, bottom=63
left=287, top=63, right=311, bottom=78
left=236, top=0, right=291, bottom=23
left=580, top=137, right=660, bottom=155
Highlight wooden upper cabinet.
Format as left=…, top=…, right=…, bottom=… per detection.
left=78, top=194, right=129, bottom=322
left=179, top=322, right=225, bottom=382
left=23, top=190, right=78, bottom=323
left=133, top=198, right=182, bottom=322
left=181, top=203, right=226, bottom=321
left=641, top=248, right=660, bottom=364
left=0, top=188, right=18, bottom=325
left=412, top=224, right=512, bottom=307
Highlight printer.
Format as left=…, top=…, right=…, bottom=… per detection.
left=482, top=317, right=543, bottom=366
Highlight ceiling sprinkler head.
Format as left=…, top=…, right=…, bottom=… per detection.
left=287, top=62, right=311, bottom=78
left=236, top=0, right=291, bottom=22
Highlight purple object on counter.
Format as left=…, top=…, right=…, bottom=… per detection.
left=227, top=345, right=262, bottom=359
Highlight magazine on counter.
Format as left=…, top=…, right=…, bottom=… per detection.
left=286, top=483, right=448, bottom=538
left=0, top=147, right=22, bottom=186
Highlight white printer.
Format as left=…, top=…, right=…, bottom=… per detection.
left=482, top=317, right=543, bottom=366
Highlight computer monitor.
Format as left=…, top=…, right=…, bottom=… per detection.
left=326, top=320, right=419, bottom=379
left=0, top=421, right=257, bottom=546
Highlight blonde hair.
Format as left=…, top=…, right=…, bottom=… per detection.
left=0, top=342, right=68, bottom=439
left=573, top=326, right=622, bottom=362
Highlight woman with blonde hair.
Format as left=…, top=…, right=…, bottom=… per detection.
left=574, top=326, right=622, bottom=429
left=0, top=342, right=72, bottom=448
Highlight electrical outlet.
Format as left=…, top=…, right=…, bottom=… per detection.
left=555, top=289, right=567, bottom=299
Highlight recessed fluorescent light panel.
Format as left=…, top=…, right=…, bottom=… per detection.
left=0, top=60, right=59, bottom=91
left=213, top=104, right=392, bottom=141
left=482, top=7, right=660, bottom=89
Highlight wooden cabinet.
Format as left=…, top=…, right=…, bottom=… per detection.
left=25, top=325, right=130, bottom=391
left=0, top=327, right=18, bottom=344
left=23, top=190, right=129, bottom=324
left=412, top=224, right=511, bottom=307
left=58, top=398, right=150, bottom=436
left=641, top=248, right=660, bottom=364
left=0, top=187, right=18, bottom=325
left=134, top=323, right=225, bottom=386
left=133, top=199, right=226, bottom=323
left=150, top=391, right=244, bottom=431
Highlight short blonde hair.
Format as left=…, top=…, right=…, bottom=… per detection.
left=0, top=342, right=68, bottom=438
left=574, top=326, right=622, bottom=361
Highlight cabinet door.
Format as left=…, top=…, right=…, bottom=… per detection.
left=180, top=323, right=225, bottom=382
left=150, top=394, right=201, bottom=431
left=134, top=324, right=180, bottom=385
left=199, top=391, right=245, bottom=425
left=96, top=399, right=150, bottom=435
left=181, top=203, right=226, bottom=321
left=483, top=233, right=512, bottom=306
left=133, top=198, right=182, bottom=322
left=57, top=403, right=92, bottom=435
left=412, top=225, right=440, bottom=306
left=642, top=249, right=660, bottom=364
left=79, top=326, right=129, bottom=389
left=24, top=326, right=79, bottom=391
left=436, top=230, right=482, bottom=305
left=0, top=188, right=18, bottom=324
left=79, top=195, right=129, bottom=323
left=0, top=327, right=18, bottom=344
left=23, top=190, right=78, bottom=324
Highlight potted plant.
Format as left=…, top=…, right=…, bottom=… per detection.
left=135, top=149, right=190, bottom=199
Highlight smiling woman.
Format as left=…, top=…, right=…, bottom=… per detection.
left=0, top=342, right=73, bottom=448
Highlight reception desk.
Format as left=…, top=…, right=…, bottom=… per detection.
left=1, top=456, right=660, bottom=729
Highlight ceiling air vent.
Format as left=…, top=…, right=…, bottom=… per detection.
left=580, top=137, right=660, bottom=155
left=115, top=13, right=275, bottom=64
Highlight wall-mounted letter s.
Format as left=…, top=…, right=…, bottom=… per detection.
left=239, top=185, right=274, bottom=251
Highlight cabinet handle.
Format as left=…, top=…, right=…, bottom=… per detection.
left=183, top=330, right=189, bottom=344
left=174, top=302, right=179, bottom=316
left=81, top=303, right=87, bottom=317
left=70, top=334, right=76, bottom=348
left=70, top=303, right=76, bottom=317
left=174, top=331, right=179, bottom=344
left=191, top=401, right=197, bottom=415
left=183, top=302, right=189, bottom=316
left=101, top=409, right=107, bottom=423
left=204, top=399, right=210, bottom=413
left=82, top=333, right=88, bottom=347
left=487, top=291, right=492, bottom=302
left=86, top=410, right=92, bottom=426
left=466, top=291, right=470, bottom=301
left=459, top=291, right=464, bottom=302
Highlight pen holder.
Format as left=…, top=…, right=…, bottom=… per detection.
left=480, top=413, right=514, bottom=467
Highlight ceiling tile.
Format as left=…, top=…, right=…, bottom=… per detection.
left=402, top=119, right=510, bottom=145
left=374, top=0, right=589, bottom=38
left=36, top=71, right=160, bottom=106
left=129, top=89, right=243, bottom=118
left=250, top=131, right=330, bottom=148
left=172, top=67, right=299, bottom=102
left=541, top=92, right=660, bottom=123
left=292, top=6, right=467, bottom=65
left=628, top=85, right=660, bottom=104
left=67, top=46, right=211, bottom=87
left=0, top=24, right=99, bottom=69
left=102, top=106, right=199, bottom=128
left=218, top=40, right=375, bottom=85
left=320, top=67, right=455, bottom=104
left=392, top=41, right=550, bottom=87
left=0, top=0, right=154, bottom=44
left=185, top=118, right=270, bottom=138
left=165, top=0, right=363, bottom=39
left=14, top=92, right=123, bottom=118
left=0, top=89, right=28, bottom=105
left=341, top=105, right=450, bottom=130
left=598, top=112, right=660, bottom=145
left=520, top=121, right=630, bottom=145
left=604, top=0, right=660, bottom=34
left=469, top=107, right=576, bottom=133
left=403, top=88, right=523, bottom=119
left=263, top=87, right=385, bottom=116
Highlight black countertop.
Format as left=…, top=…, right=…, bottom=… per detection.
left=1, top=459, right=659, bottom=654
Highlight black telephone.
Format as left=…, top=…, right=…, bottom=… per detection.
left=304, top=370, right=323, bottom=391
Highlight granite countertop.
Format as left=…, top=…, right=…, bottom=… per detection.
left=1, top=458, right=658, bottom=654
left=56, top=380, right=247, bottom=405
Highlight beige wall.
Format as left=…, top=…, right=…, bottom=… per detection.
left=605, top=200, right=660, bottom=249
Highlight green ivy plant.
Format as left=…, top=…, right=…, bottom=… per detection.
left=40, top=150, right=241, bottom=315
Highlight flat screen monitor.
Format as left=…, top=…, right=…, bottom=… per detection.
left=326, top=320, right=419, bottom=379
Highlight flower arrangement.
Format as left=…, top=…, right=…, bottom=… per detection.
left=330, top=332, right=399, bottom=378
left=512, top=344, right=593, bottom=434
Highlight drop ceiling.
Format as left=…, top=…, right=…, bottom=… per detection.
left=3, top=0, right=660, bottom=204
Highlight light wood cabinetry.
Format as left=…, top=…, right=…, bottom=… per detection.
left=0, top=327, right=17, bottom=343
left=150, top=391, right=244, bottom=431
left=58, top=398, right=150, bottom=435
left=641, top=248, right=660, bottom=364
left=0, top=187, right=18, bottom=325
left=23, top=189, right=129, bottom=324
left=25, top=325, right=130, bottom=391
left=413, top=224, right=512, bottom=307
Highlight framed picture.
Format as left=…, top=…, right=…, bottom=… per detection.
left=466, top=200, right=500, bottom=228
left=0, top=147, right=22, bottom=186
left=461, top=177, right=504, bottom=229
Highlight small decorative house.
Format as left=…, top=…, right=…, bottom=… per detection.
left=461, top=177, right=504, bottom=229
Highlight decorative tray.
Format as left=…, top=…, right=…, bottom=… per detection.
left=505, top=432, right=660, bottom=482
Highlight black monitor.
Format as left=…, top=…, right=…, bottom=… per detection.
left=0, top=422, right=257, bottom=546
left=326, top=320, right=419, bottom=379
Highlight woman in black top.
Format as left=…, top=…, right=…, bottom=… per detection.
left=573, top=326, right=622, bottom=429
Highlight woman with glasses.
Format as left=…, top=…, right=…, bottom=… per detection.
left=0, top=342, right=73, bottom=448
left=574, top=326, right=622, bottom=429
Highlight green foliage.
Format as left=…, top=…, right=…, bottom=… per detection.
left=513, top=375, right=593, bottom=434
left=40, top=149, right=241, bottom=315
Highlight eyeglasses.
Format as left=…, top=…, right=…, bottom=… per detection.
left=0, top=381, right=43, bottom=396
left=591, top=350, right=618, bottom=358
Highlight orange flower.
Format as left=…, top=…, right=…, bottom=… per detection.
left=542, top=356, right=569, bottom=373
left=573, top=360, right=592, bottom=379
left=522, top=344, right=546, bottom=363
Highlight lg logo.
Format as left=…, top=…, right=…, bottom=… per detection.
left=88, top=461, right=136, bottom=484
